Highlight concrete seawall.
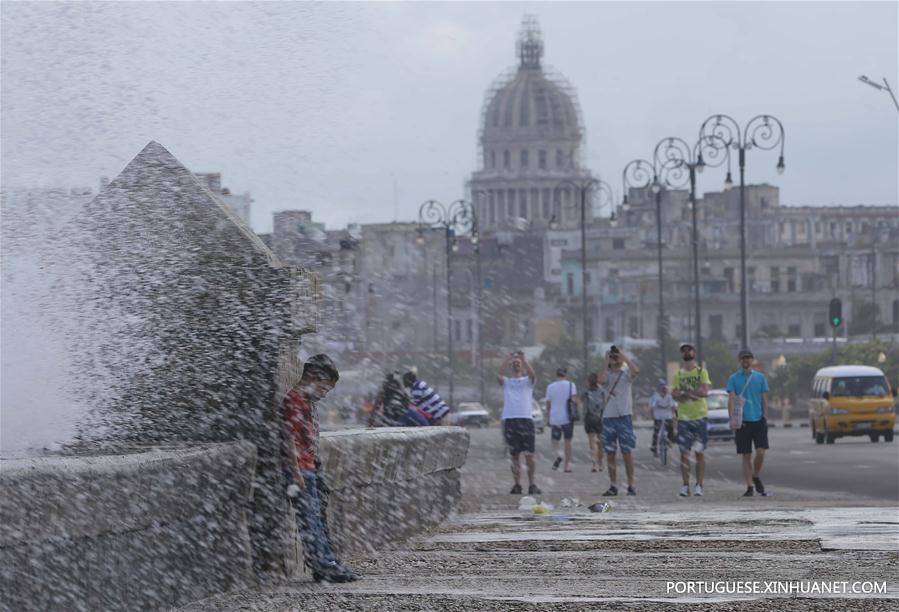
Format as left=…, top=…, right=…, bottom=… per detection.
left=0, top=427, right=469, bottom=611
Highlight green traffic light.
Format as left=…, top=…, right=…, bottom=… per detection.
left=831, top=317, right=841, bottom=326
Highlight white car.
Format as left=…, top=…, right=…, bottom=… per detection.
left=706, top=389, right=732, bottom=440
left=449, top=402, right=490, bottom=427
left=532, top=399, right=545, bottom=434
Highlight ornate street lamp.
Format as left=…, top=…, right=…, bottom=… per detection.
left=552, top=178, right=616, bottom=381
left=653, top=135, right=730, bottom=365
left=699, top=114, right=785, bottom=350
left=418, top=199, right=476, bottom=408
left=622, top=157, right=667, bottom=379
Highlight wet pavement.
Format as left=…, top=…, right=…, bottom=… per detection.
left=184, top=425, right=899, bottom=610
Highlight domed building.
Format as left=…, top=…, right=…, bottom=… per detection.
left=470, top=15, right=594, bottom=232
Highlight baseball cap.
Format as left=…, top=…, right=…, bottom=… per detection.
left=738, top=349, right=754, bottom=359
left=679, top=342, right=695, bottom=351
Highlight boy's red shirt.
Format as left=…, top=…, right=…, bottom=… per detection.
left=283, top=388, right=317, bottom=471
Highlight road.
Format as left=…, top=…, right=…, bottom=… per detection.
left=456, top=423, right=899, bottom=512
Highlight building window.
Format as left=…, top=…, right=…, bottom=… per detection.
left=507, top=189, right=516, bottom=217
left=538, top=149, right=547, bottom=170
left=814, top=321, right=826, bottom=337
left=787, top=266, right=797, bottom=292
left=542, top=188, right=551, bottom=218
left=566, top=273, right=575, bottom=296
left=520, top=150, right=529, bottom=169
left=467, top=319, right=473, bottom=341
left=787, top=322, right=801, bottom=337
left=770, top=266, right=780, bottom=293
left=584, top=272, right=591, bottom=285
left=454, top=319, right=461, bottom=341
left=556, top=149, right=565, bottom=168
left=489, top=150, right=496, bottom=169
left=724, top=267, right=734, bottom=292
left=613, top=238, right=625, bottom=250
left=503, top=150, right=511, bottom=169
left=605, top=317, right=614, bottom=341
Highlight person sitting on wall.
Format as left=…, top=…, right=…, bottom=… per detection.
left=403, top=371, right=450, bottom=425
left=372, top=372, right=429, bottom=427
left=283, top=353, right=359, bottom=583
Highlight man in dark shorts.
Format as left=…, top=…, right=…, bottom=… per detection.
left=726, top=349, right=770, bottom=497
left=497, top=351, right=541, bottom=495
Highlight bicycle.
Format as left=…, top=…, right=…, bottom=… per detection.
left=657, top=418, right=672, bottom=466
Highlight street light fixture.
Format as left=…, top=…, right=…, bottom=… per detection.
left=653, top=135, right=730, bottom=365
left=552, top=177, right=616, bottom=381
left=699, top=114, right=786, bottom=350
left=622, top=156, right=667, bottom=379
left=858, top=75, right=899, bottom=111
left=418, top=199, right=476, bottom=408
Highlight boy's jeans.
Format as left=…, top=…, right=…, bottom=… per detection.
left=288, top=469, right=339, bottom=570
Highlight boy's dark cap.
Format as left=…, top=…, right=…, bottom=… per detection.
left=738, top=349, right=754, bottom=359
left=303, top=353, right=339, bottom=382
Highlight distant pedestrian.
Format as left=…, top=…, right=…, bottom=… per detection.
left=283, top=354, right=358, bottom=583
left=403, top=371, right=450, bottom=424
left=650, top=379, right=677, bottom=456
left=726, top=349, right=770, bottom=497
left=497, top=350, right=541, bottom=495
left=582, top=373, right=605, bottom=472
left=672, top=343, right=711, bottom=497
left=545, top=367, right=577, bottom=472
left=598, top=345, right=640, bottom=496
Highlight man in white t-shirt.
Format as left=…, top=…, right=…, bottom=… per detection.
left=497, top=350, right=540, bottom=495
left=545, top=367, right=577, bottom=472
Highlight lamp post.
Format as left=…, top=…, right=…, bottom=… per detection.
left=551, top=178, right=616, bottom=382
left=699, top=114, right=785, bottom=350
left=418, top=199, right=476, bottom=409
left=858, top=75, right=899, bottom=112
left=870, top=221, right=888, bottom=341
left=622, top=157, right=667, bottom=380
left=469, top=190, right=490, bottom=406
left=653, top=135, right=730, bottom=365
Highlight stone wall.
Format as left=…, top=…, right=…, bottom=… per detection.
left=0, top=429, right=470, bottom=610
left=0, top=443, right=257, bottom=612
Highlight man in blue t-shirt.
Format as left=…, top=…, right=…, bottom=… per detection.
left=725, top=348, right=770, bottom=497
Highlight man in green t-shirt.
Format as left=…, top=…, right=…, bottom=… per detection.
left=671, top=343, right=711, bottom=497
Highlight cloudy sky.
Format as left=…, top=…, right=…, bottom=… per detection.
left=2, top=1, right=897, bottom=233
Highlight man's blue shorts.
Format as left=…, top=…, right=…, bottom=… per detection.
left=602, top=415, right=636, bottom=454
left=677, top=418, right=709, bottom=453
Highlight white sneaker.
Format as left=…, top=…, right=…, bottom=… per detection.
left=679, top=484, right=690, bottom=497
left=694, top=484, right=704, bottom=497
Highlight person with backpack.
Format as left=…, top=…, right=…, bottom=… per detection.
left=545, top=367, right=578, bottom=472
left=582, top=372, right=605, bottom=472
left=726, top=349, right=770, bottom=497
left=672, top=343, right=711, bottom=497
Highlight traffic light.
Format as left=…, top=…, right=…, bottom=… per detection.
left=829, top=298, right=842, bottom=328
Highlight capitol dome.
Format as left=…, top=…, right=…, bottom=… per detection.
left=479, top=16, right=585, bottom=161
left=470, top=16, right=593, bottom=232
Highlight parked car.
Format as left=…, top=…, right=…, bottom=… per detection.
left=532, top=399, right=545, bottom=434
left=706, top=389, right=732, bottom=441
left=809, top=365, right=896, bottom=444
left=449, top=402, right=490, bottom=428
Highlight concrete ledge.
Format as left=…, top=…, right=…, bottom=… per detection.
left=0, top=442, right=256, bottom=612
left=320, top=427, right=470, bottom=556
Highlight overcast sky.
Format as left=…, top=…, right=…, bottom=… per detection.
left=2, top=1, right=897, bottom=233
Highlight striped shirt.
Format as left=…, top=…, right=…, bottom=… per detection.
left=410, top=379, right=449, bottom=420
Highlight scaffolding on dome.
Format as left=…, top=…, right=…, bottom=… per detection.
left=474, top=68, right=588, bottom=172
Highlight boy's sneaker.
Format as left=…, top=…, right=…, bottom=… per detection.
left=510, top=483, right=522, bottom=495
left=626, top=486, right=637, bottom=496
left=743, top=486, right=754, bottom=497
left=679, top=484, right=690, bottom=497
left=552, top=457, right=563, bottom=471
left=528, top=483, right=542, bottom=495
left=693, top=484, right=704, bottom=497
left=753, top=476, right=767, bottom=496
left=602, top=485, right=618, bottom=496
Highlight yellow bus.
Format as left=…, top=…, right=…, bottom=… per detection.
left=809, top=365, right=896, bottom=444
